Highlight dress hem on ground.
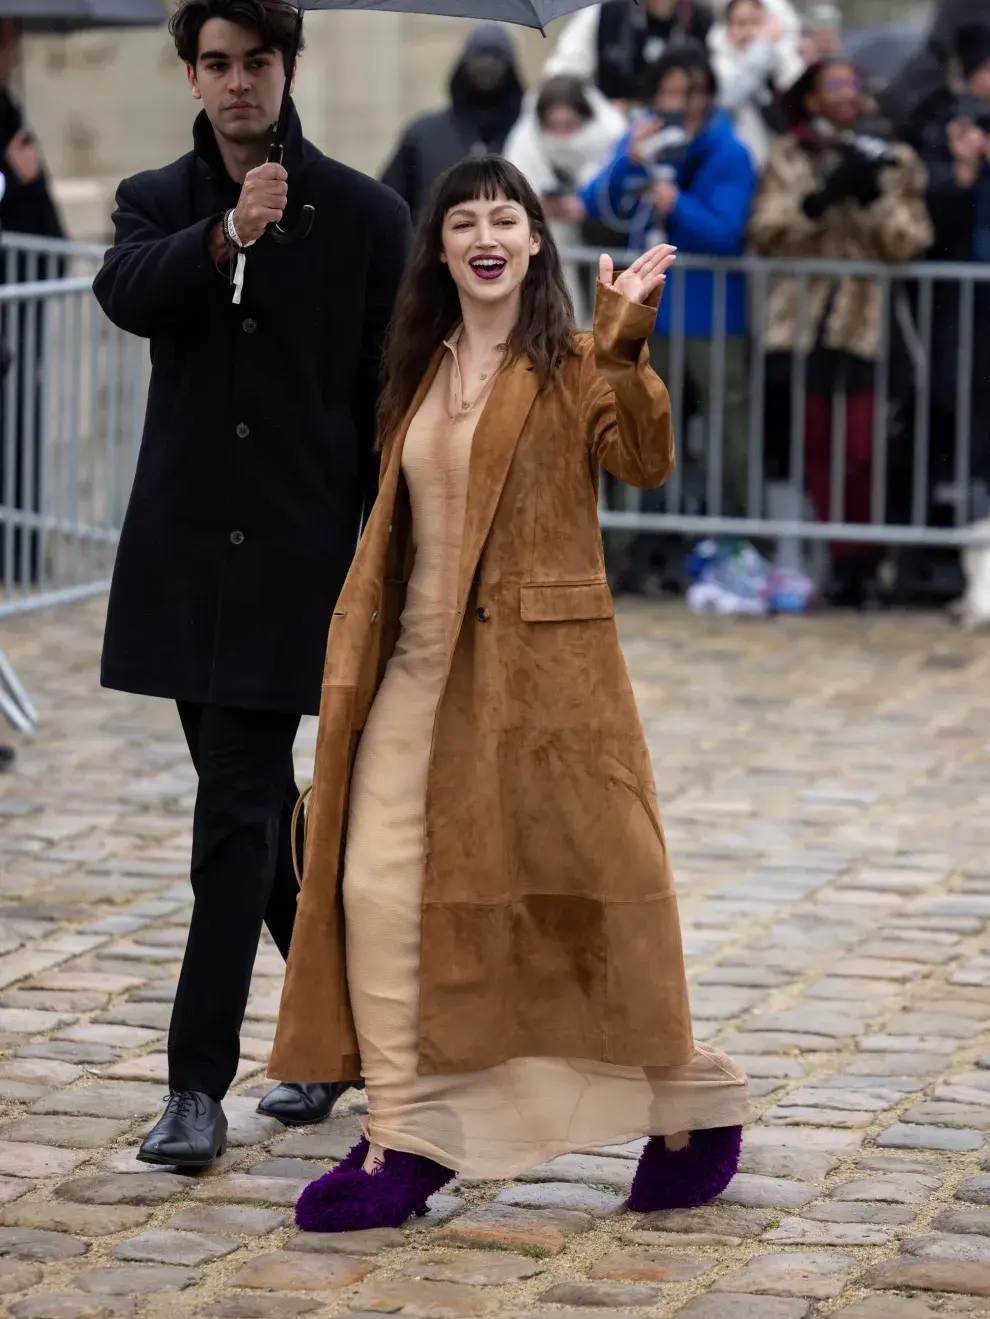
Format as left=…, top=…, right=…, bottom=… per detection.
left=362, top=1053, right=755, bottom=1180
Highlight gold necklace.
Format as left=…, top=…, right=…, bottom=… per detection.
left=457, top=342, right=507, bottom=412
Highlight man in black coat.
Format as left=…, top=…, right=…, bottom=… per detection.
left=380, top=24, right=524, bottom=221
left=94, top=0, right=411, bottom=1168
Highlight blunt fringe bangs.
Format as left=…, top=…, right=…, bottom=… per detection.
left=377, top=156, right=577, bottom=450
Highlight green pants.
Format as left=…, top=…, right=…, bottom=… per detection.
left=649, top=334, right=751, bottom=518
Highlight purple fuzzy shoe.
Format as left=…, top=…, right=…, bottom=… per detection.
left=295, top=1140, right=455, bottom=1232
left=628, top=1126, right=742, bottom=1212
left=331, top=1137, right=371, bottom=1173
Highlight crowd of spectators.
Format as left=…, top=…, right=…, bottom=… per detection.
left=379, top=0, right=990, bottom=608
left=6, top=3, right=990, bottom=610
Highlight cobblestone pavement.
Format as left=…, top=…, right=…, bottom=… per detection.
left=1, top=598, right=990, bottom=1319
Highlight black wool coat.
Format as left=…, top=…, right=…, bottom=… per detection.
left=94, top=105, right=411, bottom=715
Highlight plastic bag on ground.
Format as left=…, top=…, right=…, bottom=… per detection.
left=684, top=539, right=815, bottom=617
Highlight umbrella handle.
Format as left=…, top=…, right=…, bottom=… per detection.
left=265, top=5, right=308, bottom=245
left=269, top=205, right=315, bottom=245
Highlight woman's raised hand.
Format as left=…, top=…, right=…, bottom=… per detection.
left=599, top=245, right=677, bottom=304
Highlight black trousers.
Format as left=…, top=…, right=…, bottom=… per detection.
left=169, top=702, right=303, bottom=1100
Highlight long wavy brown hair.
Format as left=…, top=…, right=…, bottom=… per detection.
left=377, top=156, right=577, bottom=449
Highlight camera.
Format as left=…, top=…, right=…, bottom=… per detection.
left=632, top=110, right=692, bottom=172
left=841, top=117, right=898, bottom=169
left=955, top=93, right=990, bottom=133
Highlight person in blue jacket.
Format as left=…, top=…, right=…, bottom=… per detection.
left=582, top=47, right=757, bottom=516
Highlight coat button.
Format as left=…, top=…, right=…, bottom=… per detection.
left=476, top=606, right=490, bottom=623
left=236, top=422, right=250, bottom=439
left=242, top=318, right=257, bottom=334
left=229, top=529, right=245, bottom=546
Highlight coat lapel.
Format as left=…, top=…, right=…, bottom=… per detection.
left=456, top=358, right=540, bottom=611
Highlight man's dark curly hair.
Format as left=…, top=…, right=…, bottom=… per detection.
left=169, top=0, right=305, bottom=66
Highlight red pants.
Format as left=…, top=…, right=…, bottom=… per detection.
left=805, top=390, right=879, bottom=560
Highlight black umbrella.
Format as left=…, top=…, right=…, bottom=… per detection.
left=289, top=0, right=594, bottom=28
left=3, top=0, right=166, bottom=31
left=843, top=23, right=923, bottom=92
left=268, top=0, right=600, bottom=244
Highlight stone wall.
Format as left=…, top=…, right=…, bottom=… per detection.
left=22, top=1, right=934, bottom=242
left=22, top=12, right=554, bottom=240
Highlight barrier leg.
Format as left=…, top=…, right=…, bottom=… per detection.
left=0, top=650, right=37, bottom=734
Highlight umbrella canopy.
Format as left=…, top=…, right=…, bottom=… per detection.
left=4, top=0, right=167, bottom=31
left=264, top=0, right=601, bottom=244
left=844, top=22, right=923, bottom=90
left=291, top=0, right=594, bottom=32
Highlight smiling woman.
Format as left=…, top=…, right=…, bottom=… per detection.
left=272, top=155, right=754, bottom=1235
left=376, top=158, right=577, bottom=446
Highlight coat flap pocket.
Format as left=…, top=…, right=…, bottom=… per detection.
left=520, top=581, right=615, bottom=623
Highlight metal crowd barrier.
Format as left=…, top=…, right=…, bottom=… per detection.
left=563, top=247, right=990, bottom=553
left=2, top=235, right=990, bottom=722
left=0, top=231, right=148, bottom=731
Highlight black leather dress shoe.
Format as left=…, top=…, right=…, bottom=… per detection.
left=138, top=1091, right=227, bottom=1169
left=256, top=1080, right=360, bottom=1127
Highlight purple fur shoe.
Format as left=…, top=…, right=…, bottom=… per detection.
left=332, top=1136, right=371, bottom=1173
left=295, top=1140, right=455, bottom=1232
left=628, top=1125, right=742, bottom=1212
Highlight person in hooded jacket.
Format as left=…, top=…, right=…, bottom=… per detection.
left=505, top=75, right=627, bottom=323
left=0, top=18, right=64, bottom=615
left=0, top=22, right=62, bottom=249
left=707, top=0, right=805, bottom=169
left=380, top=26, right=524, bottom=221
left=581, top=47, right=757, bottom=519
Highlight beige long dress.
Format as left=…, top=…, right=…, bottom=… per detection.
left=342, top=331, right=753, bottom=1180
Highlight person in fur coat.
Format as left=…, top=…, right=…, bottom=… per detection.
left=505, top=76, right=627, bottom=324
left=749, top=58, right=932, bottom=606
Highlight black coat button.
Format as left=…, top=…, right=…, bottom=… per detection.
left=476, top=606, right=490, bottom=623
left=236, top=422, right=250, bottom=439
left=229, top=530, right=245, bottom=546
left=242, top=318, right=257, bottom=334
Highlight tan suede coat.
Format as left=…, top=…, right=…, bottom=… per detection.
left=269, top=280, right=694, bottom=1083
